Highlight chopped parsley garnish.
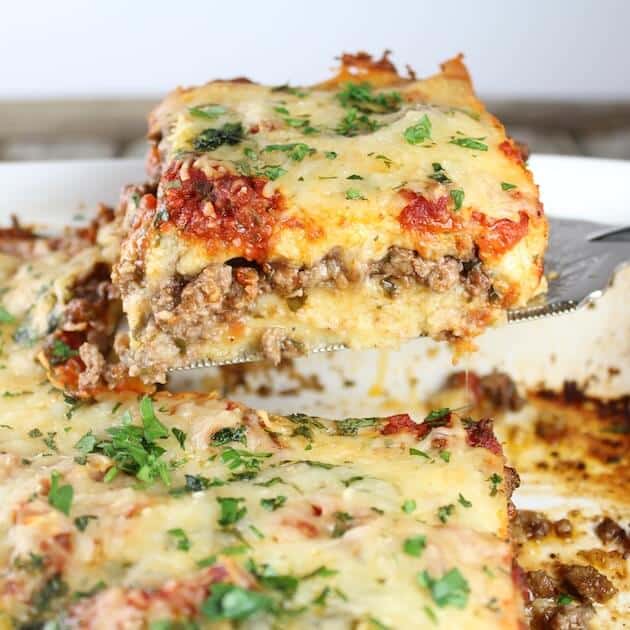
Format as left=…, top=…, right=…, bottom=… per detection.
left=403, top=535, right=427, bottom=557
left=404, top=115, right=432, bottom=145
left=0, top=306, right=15, bottom=323
left=48, top=471, right=73, bottom=515
left=13, top=552, right=45, bottom=572
left=450, top=188, right=465, bottom=211
left=458, top=493, right=472, bottom=508
left=49, top=339, right=78, bottom=363
left=439, top=450, right=451, bottom=463
left=188, top=104, right=228, bottom=119
left=32, top=575, right=68, bottom=613
left=303, top=565, right=339, bottom=579
left=211, top=425, right=246, bottom=446
left=74, top=431, right=96, bottom=454
left=410, top=447, right=431, bottom=459
left=264, top=143, right=316, bottom=161
left=336, top=416, right=378, bottom=435
left=336, top=107, right=381, bottom=136
left=202, top=583, right=273, bottom=621
left=74, top=514, right=97, bottom=532
left=250, top=524, right=265, bottom=539
left=501, top=181, right=517, bottom=191
left=43, top=432, right=57, bottom=452
left=325, top=151, right=338, bottom=159
left=345, top=188, right=366, bottom=201
left=423, top=605, right=438, bottom=624
left=260, top=495, right=287, bottom=511
left=374, top=153, right=393, bottom=168
left=424, top=407, right=451, bottom=421
left=449, top=136, right=488, bottom=151
left=197, top=555, right=218, bottom=568
left=217, top=497, right=247, bottom=526
left=429, top=162, right=451, bottom=184
left=402, top=499, right=416, bottom=514
left=557, top=593, right=574, bottom=606
left=261, top=165, right=286, bottom=180
left=173, top=474, right=215, bottom=493
left=171, top=427, right=186, bottom=449
left=298, top=460, right=334, bottom=470
left=254, top=476, right=285, bottom=488
left=193, top=122, right=244, bottom=152
left=337, top=82, right=401, bottom=114
left=331, top=511, right=353, bottom=538
left=418, top=568, right=470, bottom=609
left=369, top=616, right=391, bottom=630
left=92, top=397, right=172, bottom=486
left=347, top=174, right=363, bottom=180
left=488, top=473, right=502, bottom=496
left=139, top=396, right=169, bottom=441
left=28, top=428, right=43, bottom=438
left=437, top=504, right=455, bottom=523
left=221, top=447, right=271, bottom=473
left=167, top=528, right=191, bottom=551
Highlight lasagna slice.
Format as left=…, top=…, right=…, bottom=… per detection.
left=0, top=399, right=523, bottom=627
left=114, top=52, right=548, bottom=382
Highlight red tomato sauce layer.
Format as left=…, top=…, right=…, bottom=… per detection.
left=160, top=164, right=284, bottom=263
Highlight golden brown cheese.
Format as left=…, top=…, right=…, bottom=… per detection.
left=113, top=52, right=547, bottom=381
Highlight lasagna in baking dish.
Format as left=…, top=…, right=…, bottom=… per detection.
left=115, top=51, right=547, bottom=382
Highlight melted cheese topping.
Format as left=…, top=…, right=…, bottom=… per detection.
left=150, top=56, right=546, bottom=275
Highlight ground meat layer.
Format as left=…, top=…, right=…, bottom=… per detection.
left=145, top=246, right=493, bottom=348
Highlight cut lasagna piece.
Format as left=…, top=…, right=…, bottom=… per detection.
left=0, top=393, right=523, bottom=627
left=113, top=52, right=548, bottom=381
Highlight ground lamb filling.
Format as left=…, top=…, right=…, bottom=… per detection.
left=140, top=245, right=494, bottom=365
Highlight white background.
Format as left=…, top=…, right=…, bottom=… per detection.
left=1, top=0, right=629, bottom=100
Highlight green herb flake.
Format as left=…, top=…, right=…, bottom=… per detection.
left=74, top=514, right=98, bottom=532
left=404, top=115, right=432, bottom=145
left=0, top=306, right=15, bottom=323
left=423, top=605, right=438, bottom=624
left=261, top=165, right=286, bottom=181
left=325, top=151, right=338, bottom=159
left=197, top=555, right=218, bottom=568
left=171, top=427, right=186, bottom=449
left=140, top=396, right=169, bottom=442
left=303, top=565, right=339, bottom=579
left=403, top=535, right=427, bottom=557
left=488, top=473, right=503, bottom=496
left=336, top=107, right=381, bottom=137
left=201, top=583, right=273, bottom=621
left=217, top=497, right=247, bottom=526
left=450, top=188, right=465, bottom=211
left=43, top=432, right=57, bottom=452
left=264, top=142, right=316, bottom=161
left=345, top=188, right=366, bottom=201
left=167, top=527, right=191, bottom=551
left=336, top=416, right=377, bottom=435
left=449, top=136, right=488, bottom=151
left=13, top=552, right=45, bottom=572
left=48, top=471, right=73, bottom=516
left=458, top=493, right=472, bottom=508
left=424, top=407, right=451, bottom=422
left=28, top=428, right=43, bottom=438
left=32, top=575, right=69, bottom=613
left=249, top=524, right=265, bottom=539
left=439, top=450, right=451, bottom=463
left=194, top=122, right=244, bottom=152
left=437, top=504, right=455, bottom=523
left=402, top=499, right=417, bottom=514
left=410, top=447, right=431, bottom=459
left=271, top=84, right=308, bottom=97
left=188, top=104, right=228, bottom=119
left=418, top=568, right=470, bottom=609
left=429, top=162, right=451, bottom=184
left=501, top=181, right=517, bottom=191
left=342, top=475, right=364, bottom=487
left=346, top=174, right=363, bottom=180
left=49, top=339, right=78, bottom=363
left=74, top=431, right=96, bottom=454
left=331, top=511, right=353, bottom=538
left=374, top=154, right=393, bottom=168
left=557, top=593, right=574, bottom=606
left=337, top=82, right=401, bottom=114
left=211, top=425, right=246, bottom=446
left=260, top=495, right=287, bottom=511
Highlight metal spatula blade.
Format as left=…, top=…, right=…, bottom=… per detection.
left=170, top=217, right=630, bottom=370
